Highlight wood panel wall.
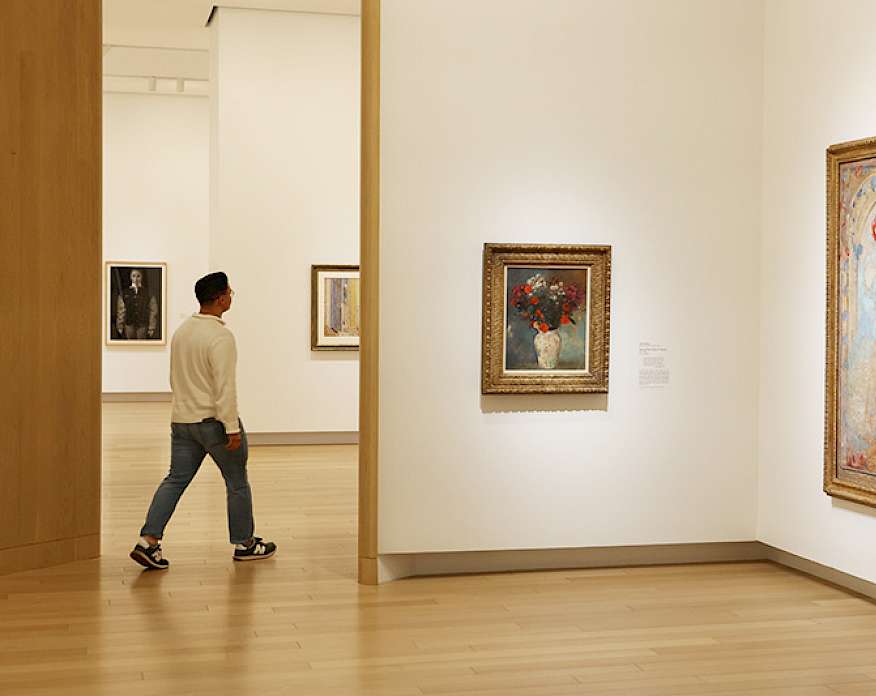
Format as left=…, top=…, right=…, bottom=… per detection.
left=0, top=0, right=102, bottom=574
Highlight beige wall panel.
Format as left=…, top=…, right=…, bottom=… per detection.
left=0, top=0, right=101, bottom=569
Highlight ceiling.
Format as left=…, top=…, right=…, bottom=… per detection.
left=102, top=0, right=359, bottom=95
left=103, top=0, right=360, bottom=49
left=104, top=0, right=215, bottom=50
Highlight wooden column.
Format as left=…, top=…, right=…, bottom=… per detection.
left=359, top=0, right=380, bottom=585
left=0, top=0, right=102, bottom=574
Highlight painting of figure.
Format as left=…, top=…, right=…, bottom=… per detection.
left=106, top=262, right=166, bottom=346
left=837, top=156, right=876, bottom=476
left=826, top=137, right=876, bottom=507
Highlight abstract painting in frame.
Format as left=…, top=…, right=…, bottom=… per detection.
left=482, top=243, right=611, bottom=394
left=105, top=261, right=167, bottom=346
left=826, top=136, right=876, bottom=507
left=311, top=265, right=360, bottom=351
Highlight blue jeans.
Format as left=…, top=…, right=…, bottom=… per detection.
left=140, top=419, right=255, bottom=545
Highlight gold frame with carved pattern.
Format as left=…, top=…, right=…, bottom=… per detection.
left=824, top=137, right=876, bottom=507
left=482, top=243, right=611, bottom=394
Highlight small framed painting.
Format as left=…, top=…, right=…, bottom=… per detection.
left=311, top=265, right=360, bottom=351
left=105, top=262, right=167, bottom=346
left=481, top=243, right=611, bottom=394
left=825, top=136, right=876, bottom=507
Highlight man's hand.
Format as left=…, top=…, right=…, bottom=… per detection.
left=226, top=433, right=242, bottom=451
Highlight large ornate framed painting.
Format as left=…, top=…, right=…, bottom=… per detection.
left=825, top=137, right=876, bottom=507
left=105, top=262, right=167, bottom=346
left=311, top=265, right=360, bottom=351
left=482, top=243, right=611, bottom=394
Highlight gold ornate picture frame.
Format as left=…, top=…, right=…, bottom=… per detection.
left=482, top=243, right=611, bottom=394
left=825, top=136, right=876, bottom=507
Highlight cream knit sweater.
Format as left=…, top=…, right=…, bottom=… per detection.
left=170, top=313, right=240, bottom=434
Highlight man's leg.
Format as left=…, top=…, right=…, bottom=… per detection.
left=139, top=424, right=206, bottom=541
left=202, top=422, right=254, bottom=545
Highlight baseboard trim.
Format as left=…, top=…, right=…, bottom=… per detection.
left=378, top=541, right=767, bottom=582
left=377, top=542, right=876, bottom=600
left=0, top=534, right=100, bottom=576
left=248, top=431, right=358, bottom=446
left=102, top=392, right=172, bottom=402
left=761, top=543, right=876, bottom=602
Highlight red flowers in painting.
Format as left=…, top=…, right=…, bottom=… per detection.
left=510, top=273, right=584, bottom=333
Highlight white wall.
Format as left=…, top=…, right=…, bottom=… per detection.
left=758, top=0, right=876, bottom=582
left=211, top=8, right=360, bottom=433
left=103, top=92, right=210, bottom=393
left=379, top=0, right=765, bottom=554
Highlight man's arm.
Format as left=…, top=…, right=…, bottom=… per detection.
left=209, top=332, right=241, bottom=439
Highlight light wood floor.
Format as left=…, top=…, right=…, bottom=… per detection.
left=2, top=404, right=876, bottom=695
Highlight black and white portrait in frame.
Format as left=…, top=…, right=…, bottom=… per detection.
left=105, top=262, right=167, bottom=346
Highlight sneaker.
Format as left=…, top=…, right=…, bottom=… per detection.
left=233, top=536, right=277, bottom=562
left=129, top=542, right=170, bottom=570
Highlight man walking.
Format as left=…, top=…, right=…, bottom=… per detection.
left=130, top=272, right=276, bottom=570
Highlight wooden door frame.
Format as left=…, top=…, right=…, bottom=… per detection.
left=96, top=0, right=381, bottom=584
left=358, top=0, right=380, bottom=585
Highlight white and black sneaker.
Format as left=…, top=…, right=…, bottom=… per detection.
left=233, top=536, right=277, bottom=562
left=130, top=541, right=170, bottom=570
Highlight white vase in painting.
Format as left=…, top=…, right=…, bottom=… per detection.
left=533, top=329, right=561, bottom=369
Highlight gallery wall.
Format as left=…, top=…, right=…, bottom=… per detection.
left=102, top=92, right=210, bottom=393
left=757, top=0, right=876, bottom=583
left=378, top=0, right=765, bottom=554
left=210, top=8, right=360, bottom=434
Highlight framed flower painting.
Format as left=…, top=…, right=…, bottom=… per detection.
left=481, top=243, right=611, bottom=394
left=825, top=137, right=876, bottom=507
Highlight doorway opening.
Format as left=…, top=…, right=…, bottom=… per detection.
left=100, top=1, right=364, bottom=582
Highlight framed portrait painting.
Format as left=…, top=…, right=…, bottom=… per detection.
left=105, top=262, right=167, bottom=346
left=481, top=243, right=611, bottom=394
left=825, top=137, right=876, bottom=507
left=311, top=265, right=360, bottom=351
